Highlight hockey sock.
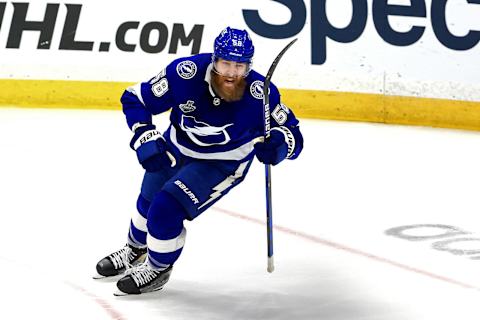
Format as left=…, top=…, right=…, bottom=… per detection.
left=127, top=194, right=150, bottom=247
left=146, top=191, right=188, bottom=268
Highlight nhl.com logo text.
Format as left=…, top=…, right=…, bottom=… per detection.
left=386, top=224, right=480, bottom=261
left=243, top=0, right=480, bottom=65
left=0, top=2, right=203, bottom=54
left=2, top=1, right=479, bottom=64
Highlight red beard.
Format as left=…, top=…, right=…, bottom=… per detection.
left=211, top=71, right=246, bottom=102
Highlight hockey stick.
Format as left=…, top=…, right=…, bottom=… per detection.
left=263, top=38, right=297, bottom=273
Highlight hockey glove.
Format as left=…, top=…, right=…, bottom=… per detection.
left=130, top=124, right=174, bottom=172
left=254, top=130, right=288, bottom=166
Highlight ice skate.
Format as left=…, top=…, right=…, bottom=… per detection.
left=93, top=244, right=147, bottom=279
left=114, top=262, right=173, bottom=296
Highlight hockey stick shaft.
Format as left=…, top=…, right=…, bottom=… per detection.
left=263, top=38, right=297, bottom=273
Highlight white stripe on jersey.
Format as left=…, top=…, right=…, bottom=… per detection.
left=169, top=125, right=259, bottom=161
left=126, top=82, right=145, bottom=106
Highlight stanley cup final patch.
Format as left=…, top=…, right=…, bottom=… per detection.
left=179, top=100, right=196, bottom=113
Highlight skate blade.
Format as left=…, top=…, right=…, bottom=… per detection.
left=113, top=287, right=164, bottom=296
left=93, top=272, right=123, bottom=281
left=92, top=272, right=106, bottom=280
left=113, top=289, right=130, bottom=296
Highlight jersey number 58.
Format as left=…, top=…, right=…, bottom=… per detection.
left=271, top=103, right=289, bottom=126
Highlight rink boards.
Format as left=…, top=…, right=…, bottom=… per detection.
left=0, top=0, right=479, bottom=130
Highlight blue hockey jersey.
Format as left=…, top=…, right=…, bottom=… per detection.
left=121, top=53, right=303, bottom=162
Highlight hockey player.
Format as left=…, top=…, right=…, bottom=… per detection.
left=94, top=26, right=304, bottom=295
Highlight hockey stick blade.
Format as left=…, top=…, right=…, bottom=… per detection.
left=263, top=38, right=297, bottom=274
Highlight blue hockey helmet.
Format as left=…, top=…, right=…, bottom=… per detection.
left=213, top=27, right=254, bottom=64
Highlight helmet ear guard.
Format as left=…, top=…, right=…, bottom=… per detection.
left=213, top=27, right=254, bottom=76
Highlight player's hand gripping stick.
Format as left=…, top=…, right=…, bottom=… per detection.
left=254, top=130, right=288, bottom=166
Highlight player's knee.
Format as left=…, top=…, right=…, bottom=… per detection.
left=147, top=191, right=187, bottom=239
left=136, top=194, right=150, bottom=217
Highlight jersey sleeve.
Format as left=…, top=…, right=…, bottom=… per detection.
left=268, top=86, right=304, bottom=160
left=121, top=63, right=176, bottom=130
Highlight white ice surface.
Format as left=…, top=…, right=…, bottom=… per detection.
left=1, top=107, right=480, bottom=319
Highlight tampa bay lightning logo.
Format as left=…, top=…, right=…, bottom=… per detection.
left=176, top=60, right=197, bottom=79
left=250, top=80, right=264, bottom=99
left=180, top=115, right=233, bottom=146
